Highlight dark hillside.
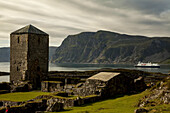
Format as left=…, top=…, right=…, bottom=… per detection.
left=52, top=30, right=170, bottom=64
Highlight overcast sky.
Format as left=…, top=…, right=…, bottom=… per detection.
left=0, top=0, right=170, bottom=47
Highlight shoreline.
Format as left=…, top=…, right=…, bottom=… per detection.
left=0, top=72, right=10, bottom=76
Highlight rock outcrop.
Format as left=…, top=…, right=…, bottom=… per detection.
left=136, top=76, right=170, bottom=112
left=134, top=108, right=148, bottom=113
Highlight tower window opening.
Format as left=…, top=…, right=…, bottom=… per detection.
left=37, top=66, right=40, bottom=72
left=17, top=66, right=19, bottom=71
left=38, top=38, right=40, bottom=45
left=18, top=36, right=20, bottom=43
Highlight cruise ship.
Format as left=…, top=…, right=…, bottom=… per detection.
left=135, top=62, right=160, bottom=68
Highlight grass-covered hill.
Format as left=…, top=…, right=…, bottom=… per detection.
left=52, top=30, right=170, bottom=64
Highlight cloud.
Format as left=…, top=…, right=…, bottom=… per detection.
left=160, top=10, right=170, bottom=20
left=0, top=0, right=170, bottom=47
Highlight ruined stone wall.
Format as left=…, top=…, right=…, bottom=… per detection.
left=41, top=81, right=63, bottom=92
left=41, top=81, right=49, bottom=92
left=74, top=74, right=135, bottom=98
left=74, top=79, right=105, bottom=96
left=101, top=75, right=134, bottom=97
left=10, top=34, right=28, bottom=83
left=0, top=100, right=48, bottom=113
left=28, top=34, right=49, bottom=86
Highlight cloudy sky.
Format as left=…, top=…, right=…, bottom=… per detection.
left=0, top=0, right=170, bottom=47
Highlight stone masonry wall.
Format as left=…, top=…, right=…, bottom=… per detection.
left=28, top=34, right=49, bottom=87
left=10, top=33, right=49, bottom=88
left=74, top=74, right=137, bottom=98
left=101, top=75, right=134, bottom=97
left=10, top=34, right=28, bottom=83
left=41, top=81, right=63, bottom=92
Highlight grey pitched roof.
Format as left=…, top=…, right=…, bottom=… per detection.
left=11, top=24, right=48, bottom=35
left=88, top=72, right=120, bottom=82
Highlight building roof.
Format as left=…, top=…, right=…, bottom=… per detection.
left=88, top=72, right=120, bottom=82
left=11, top=24, right=48, bottom=35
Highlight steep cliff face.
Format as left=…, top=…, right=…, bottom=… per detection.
left=52, top=30, right=170, bottom=64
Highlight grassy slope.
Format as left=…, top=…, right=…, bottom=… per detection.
left=57, top=91, right=149, bottom=113
left=58, top=91, right=169, bottom=113
left=161, top=59, right=170, bottom=64
left=0, top=91, right=50, bottom=102
left=0, top=90, right=169, bottom=112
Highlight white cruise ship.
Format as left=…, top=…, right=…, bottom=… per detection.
left=135, top=61, right=160, bottom=68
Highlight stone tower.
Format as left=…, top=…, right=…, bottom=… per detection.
left=10, top=24, right=49, bottom=88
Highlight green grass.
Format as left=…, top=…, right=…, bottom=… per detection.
left=161, top=59, right=170, bottom=64
left=1, top=90, right=169, bottom=113
left=55, top=91, right=149, bottom=113
left=0, top=91, right=51, bottom=102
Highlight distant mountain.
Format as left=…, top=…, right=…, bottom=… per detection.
left=0, top=47, right=10, bottom=62
left=49, top=46, right=58, bottom=61
left=0, top=47, right=57, bottom=62
left=51, top=30, right=170, bottom=64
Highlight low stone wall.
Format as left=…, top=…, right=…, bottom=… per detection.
left=47, top=97, right=74, bottom=108
left=74, top=96, right=101, bottom=106
left=0, top=100, right=23, bottom=107
left=0, top=94, right=102, bottom=112
left=0, top=100, right=47, bottom=113
left=41, top=81, right=63, bottom=92
left=46, top=95, right=102, bottom=109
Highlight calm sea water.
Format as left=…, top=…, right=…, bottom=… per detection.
left=0, top=62, right=170, bottom=82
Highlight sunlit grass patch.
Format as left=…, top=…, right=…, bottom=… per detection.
left=57, top=91, right=149, bottom=113
left=0, top=91, right=51, bottom=102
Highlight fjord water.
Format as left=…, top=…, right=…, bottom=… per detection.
left=0, top=62, right=170, bottom=82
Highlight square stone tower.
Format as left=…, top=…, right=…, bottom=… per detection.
left=10, top=24, right=49, bottom=88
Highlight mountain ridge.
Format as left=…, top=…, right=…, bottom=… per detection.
left=52, top=30, right=170, bottom=64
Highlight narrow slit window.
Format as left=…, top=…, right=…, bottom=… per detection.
left=38, top=38, right=40, bottom=45
left=18, top=36, right=20, bottom=43
left=17, top=66, right=19, bottom=71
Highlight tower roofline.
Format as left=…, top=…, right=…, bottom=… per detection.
left=11, top=24, right=49, bottom=36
